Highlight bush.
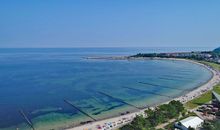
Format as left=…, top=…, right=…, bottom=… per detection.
left=120, top=100, right=184, bottom=130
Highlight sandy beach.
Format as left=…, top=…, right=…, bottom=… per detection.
left=1, top=1, right=220, bottom=129
left=66, top=58, right=220, bottom=130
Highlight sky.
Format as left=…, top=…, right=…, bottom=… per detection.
left=0, top=0, right=220, bottom=48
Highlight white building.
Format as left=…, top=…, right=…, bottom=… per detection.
left=174, top=116, right=204, bottom=130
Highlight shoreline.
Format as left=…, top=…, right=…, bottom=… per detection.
left=66, top=57, right=220, bottom=130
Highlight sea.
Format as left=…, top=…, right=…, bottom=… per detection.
left=0, top=47, right=214, bottom=130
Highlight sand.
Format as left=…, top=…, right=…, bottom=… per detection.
left=66, top=59, right=220, bottom=130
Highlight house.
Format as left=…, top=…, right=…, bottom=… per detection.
left=212, top=91, right=220, bottom=108
left=174, top=116, right=204, bottom=130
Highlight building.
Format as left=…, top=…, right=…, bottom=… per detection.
left=174, top=116, right=204, bottom=130
left=212, top=91, right=220, bottom=108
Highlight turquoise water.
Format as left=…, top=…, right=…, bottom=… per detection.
left=0, top=48, right=213, bottom=129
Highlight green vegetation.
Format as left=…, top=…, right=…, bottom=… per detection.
left=185, top=84, right=220, bottom=109
left=185, top=61, right=220, bottom=109
left=213, top=47, right=220, bottom=54
left=131, top=51, right=213, bottom=61
left=198, top=61, right=220, bottom=71
left=120, top=100, right=184, bottom=130
left=185, top=91, right=212, bottom=109
left=127, top=52, right=220, bottom=129
left=132, top=53, right=178, bottom=58
left=164, top=111, right=197, bottom=130
left=131, top=47, right=220, bottom=63
left=202, top=120, right=220, bottom=130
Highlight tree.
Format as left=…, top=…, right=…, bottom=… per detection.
left=120, top=124, right=134, bottom=130
left=188, top=126, right=195, bottom=130
left=120, top=100, right=184, bottom=130
left=202, top=121, right=215, bottom=130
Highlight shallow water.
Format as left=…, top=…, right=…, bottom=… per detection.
left=0, top=48, right=212, bottom=129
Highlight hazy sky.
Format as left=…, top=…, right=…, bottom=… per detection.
left=0, top=0, right=220, bottom=48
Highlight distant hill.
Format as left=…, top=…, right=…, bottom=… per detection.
left=213, top=47, right=220, bottom=53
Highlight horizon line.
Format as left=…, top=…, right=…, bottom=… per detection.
left=0, top=46, right=216, bottom=49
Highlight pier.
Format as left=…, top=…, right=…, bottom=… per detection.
left=158, top=77, right=189, bottom=81
left=64, top=99, right=96, bottom=121
left=161, top=74, right=191, bottom=79
left=138, top=81, right=189, bottom=91
left=98, top=91, right=141, bottom=110
left=19, top=109, right=34, bottom=130
left=122, top=86, right=172, bottom=98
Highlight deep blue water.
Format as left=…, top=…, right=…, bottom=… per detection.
left=0, top=48, right=213, bottom=129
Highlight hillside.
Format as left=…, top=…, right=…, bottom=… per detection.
left=213, top=47, right=220, bottom=53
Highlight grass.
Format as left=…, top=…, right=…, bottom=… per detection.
left=185, top=84, right=220, bottom=109
left=185, top=61, right=220, bottom=109
left=198, top=60, right=220, bottom=71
